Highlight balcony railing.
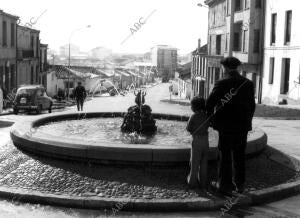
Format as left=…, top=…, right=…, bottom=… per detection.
left=17, top=49, right=34, bottom=60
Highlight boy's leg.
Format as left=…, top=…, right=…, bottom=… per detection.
left=199, top=136, right=209, bottom=189
left=187, top=140, right=201, bottom=187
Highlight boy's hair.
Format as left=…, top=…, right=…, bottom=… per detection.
left=191, top=96, right=206, bottom=112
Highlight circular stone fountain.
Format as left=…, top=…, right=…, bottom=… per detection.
left=6, top=93, right=300, bottom=212
left=10, top=111, right=267, bottom=164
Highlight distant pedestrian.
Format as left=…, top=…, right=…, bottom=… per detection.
left=0, top=86, right=3, bottom=113
left=74, top=82, right=87, bottom=111
left=206, top=57, right=256, bottom=195
left=186, top=96, right=210, bottom=190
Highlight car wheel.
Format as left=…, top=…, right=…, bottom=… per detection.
left=13, top=108, right=19, bottom=115
left=36, top=105, right=42, bottom=114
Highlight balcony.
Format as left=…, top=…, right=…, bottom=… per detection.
left=17, top=49, right=34, bottom=60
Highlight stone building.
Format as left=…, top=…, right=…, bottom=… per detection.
left=151, top=45, right=177, bottom=82
left=16, top=25, right=40, bottom=86
left=262, top=0, right=300, bottom=104
left=205, top=0, right=265, bottom=102
left=0, top=10, right=18, bottom=92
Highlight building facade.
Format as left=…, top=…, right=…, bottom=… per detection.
left=205, top=0, right=265, bottom=101
left=39, top=43, right=48, bottom=88
left=16, top=25, right=40, bottom=86
left=262, top=0, right=300, bottom=104
left=0, top=10, right=18, bottom=92
left=151, top=45, right=177, bottom=81
left=191, top=40, right=208, bottom=99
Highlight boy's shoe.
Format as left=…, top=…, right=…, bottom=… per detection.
left=210, top=181, right=233, bottom=197
left=187, top=182, right=199, bottom=189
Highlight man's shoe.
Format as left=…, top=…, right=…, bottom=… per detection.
left=236, top=185, right=245, bottom=194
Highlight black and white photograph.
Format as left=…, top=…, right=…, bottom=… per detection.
left=1, top=0, right=300, bottom=217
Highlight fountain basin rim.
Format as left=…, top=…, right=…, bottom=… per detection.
left=10, top=112, right=267, bottom=164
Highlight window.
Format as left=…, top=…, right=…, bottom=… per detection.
left=216, top=35, right=222, bottom=55
left=227, top=0, right=230, bottom=15
left=36, top=36, right=39, bottom=57
left=233, top=32, right=241, bottom=51
left=235, top=0, right=241, bottom=12
left=284, top=10, right=292, bottom=45
left=243, top=30, right=248, bottom=52
left=31, top=66, right=34, bottom=84
left=213, top=10, right=216, bottom=25
left=255, top=0, right=261, bottom=8
left=242, top=71, right=247, bottom=77
left=270, top=13, right=277, bottom=45
left=2, top=21, right=7, bottom=46
left=244, top=0, right=249, bottom=9
left=215, top=68, right=220, bottom=82
left=253, top=29, right=260, bottom=53
left=252, top=73, right=257, bottom=97
left=280, top=58, right=290, bottom=94
left=31, top=35, right=34, bottom=48
left=10, top=64, right=15, bottom=89
left=269, top=58, right=275, bottom=84
left=11, top=23, right=15, bottom=47
left=225, top=34, right=228, bottom=51
left=209, top=35, right=212, bottom=54
left=0, top=65, right=3, bottom=87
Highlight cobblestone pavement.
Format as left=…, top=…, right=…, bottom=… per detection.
left=0, top=139, right=296, bottom=200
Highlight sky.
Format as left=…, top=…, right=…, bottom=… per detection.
left=1, top=0, right=208, bottom=55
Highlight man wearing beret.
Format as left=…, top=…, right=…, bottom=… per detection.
left=206, top=57, right=256, bottom=195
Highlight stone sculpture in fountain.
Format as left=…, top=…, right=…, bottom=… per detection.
left=121, top=90, right=157, bottom=135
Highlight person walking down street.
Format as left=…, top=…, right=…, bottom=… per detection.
left=74, top=82, right=87, bottom=111
left=186, top=96, right=210, bottom=190
left=206, top=57, right=256, bottom=195
left=0, top=86, right=3, bottom=114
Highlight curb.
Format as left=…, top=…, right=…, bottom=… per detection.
left=160, top=99, right=190, bottom=106
left=0, top=111, right=13, bottom=116
left=0, top=176, right=300, bottom=211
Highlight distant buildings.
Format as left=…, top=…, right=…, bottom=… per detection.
left=151, top=45, right=177, bottom=82
left=0, top=10, right=18, bottom=92
left=59, top=44, right=80, bottom=57
left=262, top=0, right=300, bottom=104
left=89, top=47, right=112, bottom=60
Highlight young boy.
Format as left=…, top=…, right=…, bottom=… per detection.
left=186, top=96, right=210, bottom=189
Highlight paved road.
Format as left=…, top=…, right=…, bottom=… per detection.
left=1, top=83, right=300, bottom=217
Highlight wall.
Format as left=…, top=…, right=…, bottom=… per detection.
left=262, top=0, right=300, bottom=104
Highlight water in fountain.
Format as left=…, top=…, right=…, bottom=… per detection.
left=91, top=79, right=120, bottom=96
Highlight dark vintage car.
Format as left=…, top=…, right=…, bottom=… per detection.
left=13, top=85, right=53, bottom=114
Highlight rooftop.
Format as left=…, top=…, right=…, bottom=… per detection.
left=0, top=9, right=19, bottom=19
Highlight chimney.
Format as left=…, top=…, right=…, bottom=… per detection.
left=197, top=39, right=201, bottom=52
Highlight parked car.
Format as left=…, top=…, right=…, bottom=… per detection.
left=13, top=85, right=53, bottom=114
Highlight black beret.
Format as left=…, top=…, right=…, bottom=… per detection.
left=220, top=57, right=241, bottom=69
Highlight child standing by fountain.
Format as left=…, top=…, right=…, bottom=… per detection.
left=186, top=96, right=209, bottom=190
